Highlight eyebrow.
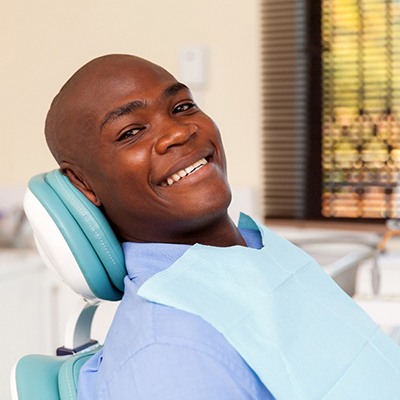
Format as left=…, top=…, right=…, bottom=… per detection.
left=101, top=100, right=146, bottom=128
left=101, top=82, right=189, bottom=129
left=163, top=82, right=189, bottom=98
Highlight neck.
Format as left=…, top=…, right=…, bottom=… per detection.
left=122, top=212, right=247, bottom=247
left=183, top=214, right=247, bottom=247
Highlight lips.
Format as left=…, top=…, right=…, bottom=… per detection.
left=160, top=157, right=208, bottom=186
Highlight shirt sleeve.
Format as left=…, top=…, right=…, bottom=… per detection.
left=100, top=342, right=273, bottom=400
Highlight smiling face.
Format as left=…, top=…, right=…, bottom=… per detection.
left=46, top=55, right=232, bottom=244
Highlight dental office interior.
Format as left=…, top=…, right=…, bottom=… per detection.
left=2, top=0, right=400, bottom=397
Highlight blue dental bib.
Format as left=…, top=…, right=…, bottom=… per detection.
left=138, top=214, right=400, bottom=399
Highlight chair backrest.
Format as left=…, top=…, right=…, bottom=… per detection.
left=12, top=170, right=126, bottom=400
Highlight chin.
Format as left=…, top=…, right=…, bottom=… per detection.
left=176, top=188, right=232, bottom=225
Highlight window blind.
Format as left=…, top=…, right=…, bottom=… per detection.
left=261, top=0, right=310, bottom=218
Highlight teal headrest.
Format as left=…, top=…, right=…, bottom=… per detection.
left=25, top=170, right=125, bottom=301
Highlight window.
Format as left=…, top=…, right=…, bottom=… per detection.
left=262, top=0, right=400, bottom=220
left=322, top=0, right=400, bottom=219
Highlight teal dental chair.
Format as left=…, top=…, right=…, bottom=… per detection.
left=11, top=170, right=126, bottom=400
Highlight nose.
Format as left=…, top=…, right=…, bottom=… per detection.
left=154, top=122, right=197, bottom=154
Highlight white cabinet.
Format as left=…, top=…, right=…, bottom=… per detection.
left=0, top=249, right=118, bottom=400
left=0, top=250, right=48, bottom=400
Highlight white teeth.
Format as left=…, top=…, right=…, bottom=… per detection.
left=193, top=160, right=202, bottom=168
left=162, top=157, right=208, bottom=187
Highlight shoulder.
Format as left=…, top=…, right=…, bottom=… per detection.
left=80, top=294, right=269, bottom=399
left=105, top=294, right=246, bottom=371
left=99, top=340, right=271, bottom=400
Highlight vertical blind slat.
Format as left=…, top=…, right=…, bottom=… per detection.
left=262, top=0, right=308, bottom=218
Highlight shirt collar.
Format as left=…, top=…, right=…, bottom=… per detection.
left=122, top=213, right=263, bottom=287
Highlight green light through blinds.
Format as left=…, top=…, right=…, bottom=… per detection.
left=322, top=0, right=400, bottom=218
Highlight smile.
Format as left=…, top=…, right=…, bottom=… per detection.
left=160, top=158, right=208, bottom=186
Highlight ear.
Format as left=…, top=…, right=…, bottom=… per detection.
left=60, top=163, right=102, bottom=207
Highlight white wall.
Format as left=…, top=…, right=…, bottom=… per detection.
left=0, top=0, right=262, bottom=209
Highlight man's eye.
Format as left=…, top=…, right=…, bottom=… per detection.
left=173, top=102, right=197, bottom=114
left=118, top=127, right=143, bottom=141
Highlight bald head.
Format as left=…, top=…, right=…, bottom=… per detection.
left=45, top=54, right=173, bottom=166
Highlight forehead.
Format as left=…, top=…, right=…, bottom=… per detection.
left=69, top=58, right=179, bottom=124
left=97, top=59, right=176, bottom=96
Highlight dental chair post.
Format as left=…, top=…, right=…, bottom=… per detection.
left=56, top=297, right=100, bottom=356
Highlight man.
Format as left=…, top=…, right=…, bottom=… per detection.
left=45, top=54, right=400, bottom=400
left=45, top=54, right=273, bottom=399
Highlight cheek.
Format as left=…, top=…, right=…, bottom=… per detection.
left=205, top=119, right=227, bottom=166
left=214, top=125, right=227, bottom=173
left=111, top=144, right=151, bottom=180
left=93, top=148, right=151, bottom=204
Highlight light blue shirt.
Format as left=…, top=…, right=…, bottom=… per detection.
left=77, top=228, right=273, bottom=400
